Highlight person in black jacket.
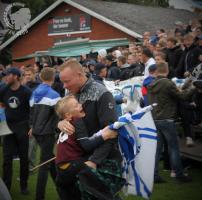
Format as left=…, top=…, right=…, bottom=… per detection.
left=106, top=55, right=120, bottom=81
left=0, top=67, right=31, bottom=194
left=177, top=34, right=201, bottom=78
left=117, top=55, right=134, bottom=80
left=22, top=66, right=40, bottom=171
left=166, top=37, right=183, bottom=78
left=29, top=67, right=61, bottom=200
left=58, top=59, right=123, bottom=199
left=92, top=63, right=107, bottom=85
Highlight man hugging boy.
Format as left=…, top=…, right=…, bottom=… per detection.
left=55, top=95, right=120, bottom=200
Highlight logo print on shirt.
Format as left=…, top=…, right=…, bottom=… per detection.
left=8, top=97, right=20, bottom=108
left=108, top=102, right=114, bottom=109
left=57, top=132, right=68, bottom=144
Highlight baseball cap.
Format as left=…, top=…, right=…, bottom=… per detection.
left=4, top=67, right=21, bottom=77
left=149, top=36, right=158, bottom=45
left=98, top=49, right=107, bottom=58
left=87, top=60, right=97, bottom=66
left=148, top=64, right=157, bottom=72
left=106, top=55, right=114, bottom=62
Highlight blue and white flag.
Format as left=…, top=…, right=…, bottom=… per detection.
left=109, top=105, right=157, bottom=199
left=0, top=108, right=12, bottom=136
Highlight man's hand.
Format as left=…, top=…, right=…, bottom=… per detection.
left=102, top=126, right=118, bottom=140
left=85, top=161, right=97, bottom=169
left=28, top=128, right=32, bottom=137
left=190, top=102, right=196, bottom=107
left=57, top=119, right=75, bottom=135
left=184, top=71, right=191, bottom=78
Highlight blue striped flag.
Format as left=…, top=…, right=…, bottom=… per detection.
left=109, top=105, right=157, bottom=199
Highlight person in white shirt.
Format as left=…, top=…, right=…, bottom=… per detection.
left=141, top=48, right=156, bottom=77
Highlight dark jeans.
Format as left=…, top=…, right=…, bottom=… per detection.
left=56, top=160, right=86, bottom=200
left=179, top=103, right=195, bottom=138
left=3, top=121, right=29, bottom=191
left=34, top=134, right=57, bottom=200
left=162, top=136, right=170, bottom=170
left=154, top=119, right=184, bottom=178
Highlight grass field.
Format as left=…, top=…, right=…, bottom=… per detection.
left=1, top=147, right=202, bottom=200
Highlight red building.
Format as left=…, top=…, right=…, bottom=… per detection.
left=1, top=0, right=198, bottom=67
left=0, top=0, right=141, bottom=67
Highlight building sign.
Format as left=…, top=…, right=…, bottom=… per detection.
left=48, top=14, right=91, bottom=35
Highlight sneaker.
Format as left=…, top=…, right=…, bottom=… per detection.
left=176, top=175, right=192, bottom=183
left=154, top=176, right=167, bottom=184
left=170, top=170, right=176, bottom=178
left=13, top=156, right=20, bottom=161
left=186, top=137, right=194, bottom=147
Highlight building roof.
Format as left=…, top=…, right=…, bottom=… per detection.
left=74, top=0, right=200, bottom=34
left=0, top=0, right=200, bottom=50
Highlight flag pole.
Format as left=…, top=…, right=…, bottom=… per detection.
left=30, top=156, right=56, bottom=172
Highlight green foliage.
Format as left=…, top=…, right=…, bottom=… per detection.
left=8, top=0, right=56, bottom=19
left=0, top=0, right=56, bottom=65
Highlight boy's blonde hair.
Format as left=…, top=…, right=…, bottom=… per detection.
left=55, top=95, right=75, bottom=119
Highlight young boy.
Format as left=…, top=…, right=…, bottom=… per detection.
left=55, top=95, right=118, bottom=200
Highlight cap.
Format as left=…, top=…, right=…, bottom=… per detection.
left=98, top=49, right=107, bottom=58
left=87, top=59, right=97, bottom=66
left=149, top=36, right=158, bottom=45
left=148, top=64, right=157, bottom=72
left=4, top=67, right=21, bottom=77
left=106, top=55, right=114, bottom=62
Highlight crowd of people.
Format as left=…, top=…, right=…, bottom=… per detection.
left=0, top=18, right=202, bottom=199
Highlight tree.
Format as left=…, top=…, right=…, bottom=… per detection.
left=0, top=0, right=56, bottom=65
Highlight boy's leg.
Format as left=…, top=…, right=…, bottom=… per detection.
left=56, top=161, right=85, bottom=200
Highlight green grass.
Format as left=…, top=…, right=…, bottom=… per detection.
left=1, top=146, right=202, bottom=200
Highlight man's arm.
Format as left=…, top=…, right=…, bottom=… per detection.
left=75, top=119, right=117, bottom=153
left=167, top=81, right=195, bottom=101
left=88, top=91, right=118, bottom=165
left=0, top=84, right=8, bottom=104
